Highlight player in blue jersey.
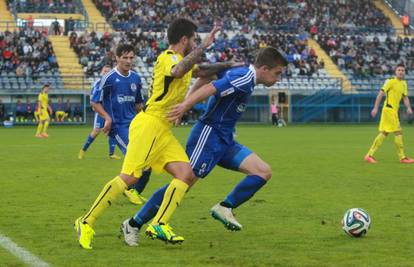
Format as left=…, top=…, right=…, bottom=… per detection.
left=78, top=65, right=121, bottom=160
left=121, top=47, right=288, bottom=246
left=75, top=44, right=153, bottom=248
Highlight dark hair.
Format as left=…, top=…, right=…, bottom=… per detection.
left=42, top=84, right=50, bottom=90
left=115, top=44, right=135, bottom=57
left=396, top=63, right=405, bottom=69
left=167, top=18, right=198, bottom=45
left=254, top=47, right=288, bottom=69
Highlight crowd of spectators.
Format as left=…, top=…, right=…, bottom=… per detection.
left=93, top=0, right=393, bottom=34
left=69, top=30, right=325, bottom=78
left=317, top=34, right=414, bottom=78
left=8, top=0, right=81, bottom=14
left=0, top=28, right=59, bottom=77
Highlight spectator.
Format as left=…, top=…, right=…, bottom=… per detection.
left=52, top=19, right=61, bottom=35
left=15, top=99, right=25, bottom=122
left=270, top=100, right=279, bottom=126
left=402, top=14, right=410, bottom=35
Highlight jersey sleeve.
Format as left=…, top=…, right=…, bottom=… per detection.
left=212, top=69, right=250, bottom=97
left=37, top=94, right=41, bottom=102
left=161, top=54, right=181, bottom=76
left=91, top=76, right=111, bottom=103
left=381, top=79, right=392, bottom=93
left=403, top=81, right=408, bottom=96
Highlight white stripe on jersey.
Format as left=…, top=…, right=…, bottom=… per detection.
left=190, top=125, right=212, bottom=167
left=189, top=125, right=210, bottom=163
left=231, top=71, right=253, bottom=88
left=98, top=69, right=116, bottom=101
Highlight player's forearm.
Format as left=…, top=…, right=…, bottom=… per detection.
left=186, top=77, right=216, bottom=98
left=373, top=91, right=384, bottom=110
left=171, top=45, right=204, bottom=78
left=195, top=62, right=233, bottom=78
left=403, top=96, right=412, bottom=111
left=92, top=102, right=111, bottom=121
left=183, top=83, right=216, bottom=111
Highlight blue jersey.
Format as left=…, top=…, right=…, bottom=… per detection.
left=199, top=65, right=256, bottom=144
left=91, top=68, right=143, bottom=126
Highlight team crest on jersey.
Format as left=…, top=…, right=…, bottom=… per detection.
left=236, top=103, right=247, bottom=113
left=172, top=55, right=178, bottom=62
left=131, top=83, right=137, bottom=92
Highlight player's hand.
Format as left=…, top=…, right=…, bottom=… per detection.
left=407, top=108, right=413, bottom=115
left=102, top=118, right=112, bottom=135
left=174, top=118, right=182, bottom=127
left=371, top=108, right=378, bottom=118
left=168, top=103, right=187, bottom=122
left=201, top=24, right=221, bottom=49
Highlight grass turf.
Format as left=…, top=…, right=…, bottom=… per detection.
left=0, top=125, right=413, bottom=267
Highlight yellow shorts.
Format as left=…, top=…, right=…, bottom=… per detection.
left=379, top=108, right=401, bottom=133
left=55, top=111, right=67, bottom=119
left=39, top=109, right=50, bottom=121
left=121, top=112, right=189, bottom=178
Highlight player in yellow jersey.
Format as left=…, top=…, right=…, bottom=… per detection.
left=364, top=64, right=414, bottom=164
left=35, top=84, right=52, bottom=138
left=74, top=19, right=237, bottom=249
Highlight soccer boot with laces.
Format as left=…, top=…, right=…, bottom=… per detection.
left=120, top=219, right=139, bottom=246
left=74, top=217, right=95, bottom=249
left=145, top=224, right=184, bottom=244
left=210, top=203, right=242, bottom=231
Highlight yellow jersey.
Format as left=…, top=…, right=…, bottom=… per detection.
left=145, top=49, right=193, bottom=124
left=381, top=77, right=408, bottom=112
left=38, top=92, right=48, bottom=110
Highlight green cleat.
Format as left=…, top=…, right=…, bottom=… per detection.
left=145, top=224, right=184, bottom=244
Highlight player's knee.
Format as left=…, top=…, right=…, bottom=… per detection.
left=256, top=163, right=272, bottom=181
left=119, top=173, right=137, bottom=186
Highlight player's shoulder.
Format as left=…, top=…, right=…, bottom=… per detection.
left=226, top=65, right=252, bottom=79
left=101, top=69, right=117, bottom=83
left=129, top=70, right=141, bottom=80
left=157, top=49, right=180, bottom=64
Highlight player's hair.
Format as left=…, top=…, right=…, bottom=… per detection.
left=167, top=18, right=198, bottom=45
left=42, top=84, right=49, bottom=91
left=254, top=47, right=288, bottom=69
left=115, top=44, right=135, bottom=57
left=396, top=63, right=405, bottom=69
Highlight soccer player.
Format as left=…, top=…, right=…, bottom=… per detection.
left=364, top=64, right=414, bottom=164
left=35, top=84, right=52, bottom=138
left=78, top=65, right=121, bottom=160
left=75, top=18, right=225, bottom=249
left=121, top=47, right=288, bottom=246
left=54, top=97, right=68, bottom=122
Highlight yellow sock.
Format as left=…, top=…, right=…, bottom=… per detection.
left=42, top=120, right=49, bottom=133
left=36, top=122, right=43, bottom=135
left=368, top=133, right=386, bottom=156
left=152, top=178, right=189, bottom=225
left=82, top=176, right=128, bottom=226
left=394, top=135, right=406, bottom=160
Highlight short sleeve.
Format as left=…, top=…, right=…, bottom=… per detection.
left=381, top=79, right=392, bottom=93
left=37, top=94, right=41, bottom=102
left=161, top=53, right=181, bottom=76
left=212, top=69, right=251, bottom=97
left=403, top=81, right=408, bottom=96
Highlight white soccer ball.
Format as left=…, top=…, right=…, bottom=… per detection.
left=342, top=208, right=371, bottom=237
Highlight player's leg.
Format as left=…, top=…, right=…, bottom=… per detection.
left=394, top=131, right=414, bottom=163
left=41, top=115, right=50, bottom=137
left=108, top=135, right=118, bottom=158
left=365, top=131, right=387, bottom=163
left=79, top=113, right=102, bottom=159
left=35, top=119, right=44, bottom=137
left=212, top=144, right=270, bottom=231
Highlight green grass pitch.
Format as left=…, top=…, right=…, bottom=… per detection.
left=0, top=125, right=414, bottom=266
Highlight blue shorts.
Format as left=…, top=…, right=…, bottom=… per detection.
left=110, top=125, right=129, bottom=155
left=93, top=112, right=105, bottom=129
left=186, top=122, right=252, bottom=178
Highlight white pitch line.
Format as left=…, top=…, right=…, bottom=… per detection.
left=0, top=233, right=51, bottom=267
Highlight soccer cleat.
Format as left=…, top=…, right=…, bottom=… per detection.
left=120, top=219, right=139, bottom=246
left=145, top=224, right=184, bottom=244
left=78, top=149, right=85, bottom=160
left=109, top=154, right=121, bottom=160
left=41, top=133, right=49, bottom=138
left=363, top=155, right=377, bottom=164
left=123, top=189, right=147, bottom=205
left=210, top=203, right=242, bottom=231
left=74, top=217, right=95, bottom=249
left=400, top=157, right=414, bottom=164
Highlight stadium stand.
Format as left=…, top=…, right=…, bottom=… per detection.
left=8, top=0, right=82, bottom=14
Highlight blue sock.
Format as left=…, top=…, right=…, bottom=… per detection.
left=108, top=136, right=116, bottom=155
left=131, top=169, right=151, bottom=194
left=82, top=134, right=95, bottom=151
left=132, top=184, right=168, bottom=228
left=222, top=175, right=267, bottom=209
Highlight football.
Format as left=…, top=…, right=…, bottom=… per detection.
left=342, top=208, right=371, bottom=237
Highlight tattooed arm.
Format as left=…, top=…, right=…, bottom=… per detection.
left=171, top=25, right=220, bottom=78
left=194, top=61, right=245, bottom=78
